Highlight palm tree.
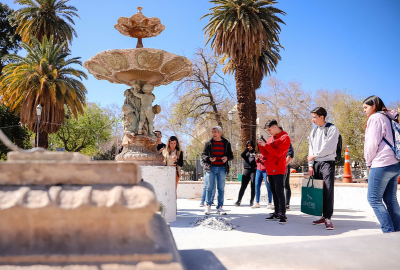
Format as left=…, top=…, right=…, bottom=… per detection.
left=0, top=36, right=87, bottom=148
left=13, top=0, right=79, bottom=50
left=221, top=42, right=282, bottom=90
left=202, top=0, right=285, bottom=147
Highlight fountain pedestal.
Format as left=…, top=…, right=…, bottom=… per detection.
left=116, top=134, right=164, bottom=165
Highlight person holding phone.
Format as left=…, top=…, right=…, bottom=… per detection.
left=235, top=140, right=257, bottom=207
left=254, top=136, right=273, bottom=209
left=201, top=126, right=234, bottom=215
left=258, top=120, right=291, bottom=224
left=162, top=136, right=183, bottom=199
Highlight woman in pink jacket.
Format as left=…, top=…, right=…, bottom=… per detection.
left=253, top=151, right=273, bottom=209
left=363, top=95, right=400, bottom=233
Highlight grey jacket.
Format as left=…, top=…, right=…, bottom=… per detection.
left=308, top=123, right=339, bottom=166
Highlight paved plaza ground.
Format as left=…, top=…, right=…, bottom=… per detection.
left=170, top=197, right=400, bottom=270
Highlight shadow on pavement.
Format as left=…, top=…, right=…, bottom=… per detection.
left=171, top=207, right=380, bottom=236
left=180, top=249, right=227, bottom=270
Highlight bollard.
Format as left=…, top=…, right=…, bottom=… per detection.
left=342, top=146, right=353, bottom=183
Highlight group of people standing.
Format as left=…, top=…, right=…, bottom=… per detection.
left=235, top=137, right=294, bottom=211
left=157, top=95, right=400, bottom=233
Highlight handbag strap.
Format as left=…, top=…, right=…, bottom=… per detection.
left=307, top=176, right=315, bottom=188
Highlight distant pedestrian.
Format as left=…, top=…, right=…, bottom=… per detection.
left=284, top=143, right=294, bottom=211
left=155, top=130, right=166, bottom=154
left=254, top=149, right=273, bottom=209
left=201, top=126, right=234, bottom=215
left=235, top=140, right=257, bottom=207
left=308, top=107, right=339, bottom=230
left=363, top=95, right=400, bottom=233
left=162, top=136, right=183, bottom=199
left=258, top=120, right=291, bottom=224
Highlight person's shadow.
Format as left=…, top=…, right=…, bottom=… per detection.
left=171, top=204, right=381, bottom=236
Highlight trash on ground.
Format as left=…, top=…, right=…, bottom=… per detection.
left=191, top=216, right=239, bottom=231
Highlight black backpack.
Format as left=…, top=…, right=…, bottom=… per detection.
left=312, top=123, right=342, bottom=163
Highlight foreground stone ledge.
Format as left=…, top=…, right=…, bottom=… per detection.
left=7, top=151, right=91, bottom=162
left=0, top=261, right=183, bottom=270
left=0, top=161, right=142, bottom=185
left=0, top=185, right=160, bottom=255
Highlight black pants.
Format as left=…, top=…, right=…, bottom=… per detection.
left=268, top=174, right=286, bottom=216
left=237, top=168, right=256, bottom=203
left=284, top=165, right=291, bottom=206
left=313, top=161, right=335, bottom=219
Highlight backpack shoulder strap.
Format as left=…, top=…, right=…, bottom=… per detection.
left=312, top=127, right=318, bottom=138
left=324, top=123, right=333, bottom=136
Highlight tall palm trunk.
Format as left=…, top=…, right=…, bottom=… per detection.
left=235, top=58, right=257, bottom=150
left=36, top=130, right=48, bottom=149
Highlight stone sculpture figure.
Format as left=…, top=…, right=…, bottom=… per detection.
left=122, top=82, right=160, bottom=137
left=122, top=88, right=140, bottom=136
left=132, top=83, right=156, bottom=135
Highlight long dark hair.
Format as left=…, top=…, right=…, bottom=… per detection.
left=246, top=140, right=255, bottom=153
left=166, top=136, right=180, bottom=152
left=363, top=95, right=389, bottom=129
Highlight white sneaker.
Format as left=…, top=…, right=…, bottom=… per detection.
left=217, top=207, right=227, bottom=215
left=204, top=205, right=211, bottom=215
left=251, top=203, right=260, bottom=208
left=267, top=203, right=274, bottom=209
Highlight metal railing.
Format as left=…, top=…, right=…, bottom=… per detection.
left=180, top=158, right=244, bottom=181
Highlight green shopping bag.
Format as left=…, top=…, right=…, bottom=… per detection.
left=301, top=177, right=324, bottom=216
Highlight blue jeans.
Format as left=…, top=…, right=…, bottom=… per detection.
left=367, top=162, right=400, bottom=233
left=255, top=169, right=272, bottom=203
left=206, top=166, right=226, bottom=208
left=201, top=172, right=215, bottom=204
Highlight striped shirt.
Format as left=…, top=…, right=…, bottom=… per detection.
left=212, top=141, right=225, bottom=167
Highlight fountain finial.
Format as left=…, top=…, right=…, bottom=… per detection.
left=114, top=8, right=165, bottom=48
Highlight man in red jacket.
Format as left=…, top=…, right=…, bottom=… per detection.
left=258, top=120, right=291, bottom=224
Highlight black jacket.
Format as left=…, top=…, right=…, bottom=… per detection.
left=201, top=137, right=234, bottom=173
left=287, top=143, right=294, bottom=158
left=241, top=148, right=257, bottom=170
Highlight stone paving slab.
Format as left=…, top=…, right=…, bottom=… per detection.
left=170, top=198, right=398, bottom=269
left=180, top=232, right=400, bottom=270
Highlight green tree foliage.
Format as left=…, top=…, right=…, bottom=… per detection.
left=13, top=0, right=79, bottom=51
left=321, top=90, right=366, bottom=164
left=0, top=36, right=87, bottom=148
left=0, top=3, right=21, bottom=72
left=95, top=144, right=118, bottom=161
left=49, top=104, right=119, bottom=157
left=0, top=105, right=31, bottom=160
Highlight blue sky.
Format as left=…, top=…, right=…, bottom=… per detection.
left=5, top=0, right=400, bottom=109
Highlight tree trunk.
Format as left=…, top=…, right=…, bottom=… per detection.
left=36, top=130, right=48, bottom=149
left=235, top=58, right=257, bottom=150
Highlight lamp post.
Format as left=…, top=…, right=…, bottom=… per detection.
left=228, top=110, right=233, bottom=182
left=36, top=104, right=42, bottom=147
left=236, top=142, right=239, bottom=180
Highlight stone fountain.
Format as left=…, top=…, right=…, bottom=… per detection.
left=83, top=7, right=193, bottom=165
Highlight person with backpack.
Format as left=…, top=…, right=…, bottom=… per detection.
left=308, top=107, right=340, bottom=230
left=363, top=95, right=400, bottom=233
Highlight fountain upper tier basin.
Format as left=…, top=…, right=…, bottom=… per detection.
left=83, top=48, right=193, bottom=87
